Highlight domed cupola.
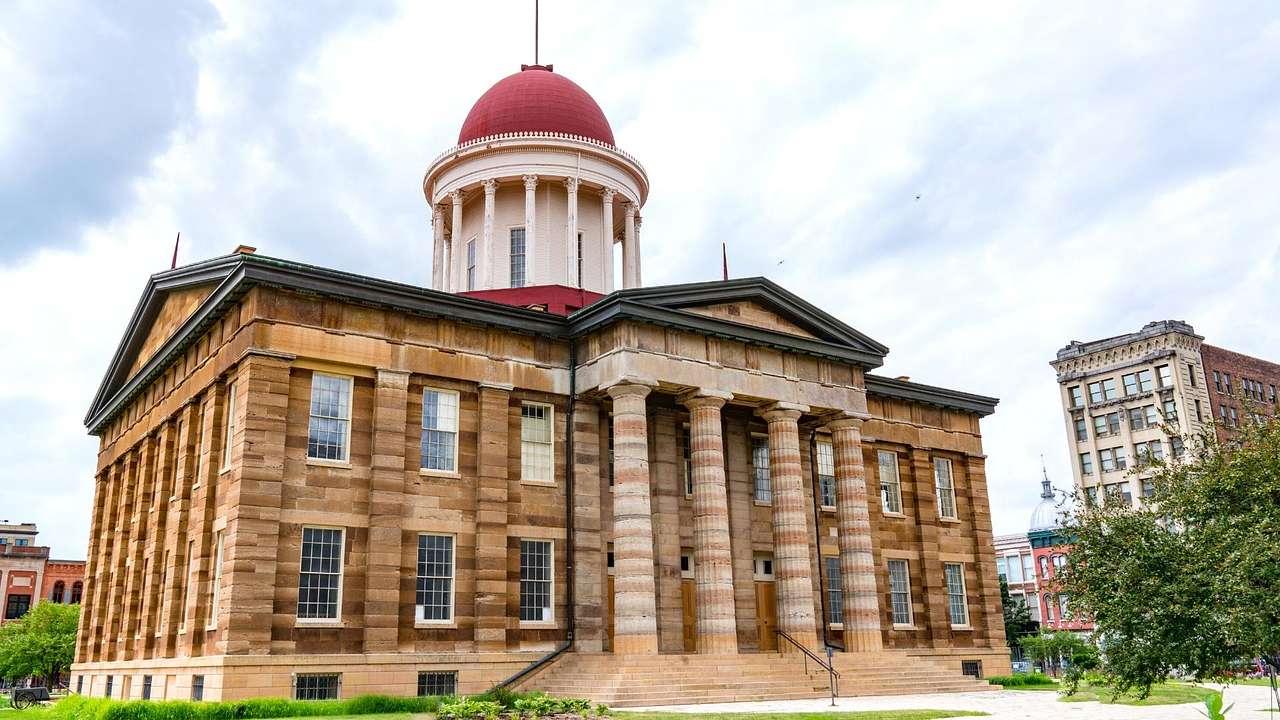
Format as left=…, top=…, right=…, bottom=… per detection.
left=1029, top=469, right=1065, bottom=533
left=459, top=65, right=615, bottom=146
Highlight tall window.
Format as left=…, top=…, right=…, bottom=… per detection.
left=1079, top=452, right=1094, bottom=476
left=421, top=389, right=459, bottom=472
left=207, top=531, right=223, bottom=629
left=878, top=450, right=902, bottom=514
left=1163, top=399, right=1178, bottom=422
left=71, top=580, right=83, bottom=604
left=606, top=416, right=614, bottom=487
left=576, top=231, right=584, bottom=288
left=816, top=440, right=836, bottom=508
left=416, top=534, right=454, bottom=623
left=1005, top=554, right=1024, bottom=584
left=294, top=673, right=340, bottom=700
left=51, top=581, right=65, bottom=603
left=510, top=228, right=527, bottom=287
left=682, top=424, right=693, bottom=497
left=191, top=675, right=204, bottom=701
left=1187, top=363, right=1198, bottom=387
left=298, top=527, right=343, bottom=621
left=934, top=458, right=957, bottom=519
left=943, top=562, right=969, bottom=627
left=520, top=403, right=553, bottom=483
left=824, top=556, right=842, bottom=625
left=1074, top=417, right=1088, bottom=442
left=418, top=671, right=457, bottom=697
left=519, top=539, right=553, bottom=622
left=465, top=239, right=476, bottom=291
left=1157, top=364, right=1172, bottom=388
left=307, top=373, right=352, bottom=462
left=222, top=380, right=237, bottom=469
left=1067, top=386, right=1083, bottom=407
left=752, top=436, right=771, bottom=503
left=887, top=559, right=912, bottom=625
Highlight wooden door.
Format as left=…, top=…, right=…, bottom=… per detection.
left=681, top=579, right=697, bottom=652
left=755, top=581, right=778, bottom=651
left=606, top=576, right=615, bottom=651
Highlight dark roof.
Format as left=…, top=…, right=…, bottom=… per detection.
left=86, top=253, right=995, bottom=433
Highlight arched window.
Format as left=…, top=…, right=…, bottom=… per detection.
left=51, top=581, right=66, bottom=603
left=1052, top=554, right=1067, bottom=572
left=70, top=581, right=83, bottom=604
left=1038, top=556, right=1051, bottom=579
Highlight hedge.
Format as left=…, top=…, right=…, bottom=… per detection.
left=50, top=693, right=446, bottom=720
left=987, top=673, right=1057, bottom=687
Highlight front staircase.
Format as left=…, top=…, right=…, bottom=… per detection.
left=519, top=650, right=996, bottom=707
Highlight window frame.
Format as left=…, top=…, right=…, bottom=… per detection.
left=824, top=556, right=843, bottom=627
left=417, top=671, right=458, bottom=698
left=293, top=673, right=341, bottom=701
left=509, top=227, right=527, bottom=288
left=934, top=457, right=958, bottom=520
left=682, top=423, right=693, bottom=498
left=415, top=533, right=456, bottom=626
left=420, top=387, right=461, bottom=475
left=520, top=402, right=555, bottom=485
left=1079, top=452, right=1094, bottom=476
left=751, top=433, right=771, bottom=504
left=296, top=525, right=345, bottom=624
left=943, top=562, right=970, bottom=628
left=816, top=439, right=836, bottom=510
left=306, top=373, right=353, bottom=464
left=519, top=538, right=555, bottom=625
left=878, top=450, right=903, bottom=515
left=465, top=238, right=476, bottom=291
left=887, top=558, right=913, bottom=627
left=1067, top=386, right=1083, bottom=408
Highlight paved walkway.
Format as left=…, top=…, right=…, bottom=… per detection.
left=628, top=684, right=1280, bottom=719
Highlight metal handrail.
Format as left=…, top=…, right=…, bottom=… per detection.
left=775, top=629, right=840, bottom=705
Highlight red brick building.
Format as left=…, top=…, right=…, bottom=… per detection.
left=1200, top=343, right=1280, bottom=442
left=1, top=523, right=85, bottom=623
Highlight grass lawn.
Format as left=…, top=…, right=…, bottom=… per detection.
left=1060, top=683, right=1219, bottom=706
left=0, top=709, right=52, bottom=720
left=1219, top=677, right=1279, bottom=687
left=616, top=712, right=988, bottom=720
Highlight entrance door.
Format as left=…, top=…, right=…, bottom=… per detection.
left=755, top=581, right=778, bottom=651
left=606, top=575, right=615, bottom=651
left=681, top=579, right=697, bottom=652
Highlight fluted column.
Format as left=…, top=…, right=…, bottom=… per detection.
left=681, top=390, right=738, bottom=654
left=608, top=380, right=659, bottom=654
left=828, top=416, right=882, bottom=652
left=449, top=190, right=464, bottom=292
left=482, top=180, right=497, bottom=289
left=758, top=401, right=818, bottom=650
left=601, top=189, right=616, bottom=293
left=523, top=175, right=538, bottom=284
left=565, top=178, right=579, bottom=287
left=432, top=204, right=445, bottom=290
left=622, top=202, right=637, bottom=289
left=633, top=213, right=643, bottom=287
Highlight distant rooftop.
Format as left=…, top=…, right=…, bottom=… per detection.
left=1055, top=320, right=1201, bottom=362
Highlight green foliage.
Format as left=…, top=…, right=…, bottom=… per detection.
left=985, top=673, right=1056, bottom=687
left=1198, top=692, right=1233, bottom=720
left=1060, top=416, right=1280, bottom=696
left=48, top=694, right=443, bottom=720
left=1019, top=631, right=1095, bottom=685
left=471, top=688, right=520, bottom=709
left=437, top=698, right=503, bottom=720
left=593, top=705, right=610, bottom=717
left=998, top=580, right=1036, bottom=649
left=0, top=602, right=80, bottom=683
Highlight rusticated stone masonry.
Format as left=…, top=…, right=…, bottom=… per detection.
left=759, top=402, right=818, bottom=651
left=828, top=417, right=882, bottom=652
left=607, top=380, right=659, bottom=654
left=681, top=390, right=738, bottom=654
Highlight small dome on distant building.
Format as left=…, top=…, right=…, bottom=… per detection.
left=458, top=65, right=616, bottom=146
left=1029, top=470, right=1065, bottom=532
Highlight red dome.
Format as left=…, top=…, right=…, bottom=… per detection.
left=458, top=65, right=615, bottom=146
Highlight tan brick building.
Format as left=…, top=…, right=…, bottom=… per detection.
left=73, top=65, right=1009, bottom=705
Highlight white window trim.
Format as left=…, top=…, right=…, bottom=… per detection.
left=752, top=553, right=775, bottom=581
left=751, top=432, right=771, bottom=506
left=887, top=558, right=914, bottom=628
left=297, top=525, right=345, bottom=625
left=205, top=531, right=224, bottom=630
left=520, top=402, right=556, bottom=485
left=307, top=373, right=354, bottom=465
left=220, top=380, right=237, bottom=472
left=680, top=553, right=695, bottom=580
left=944, top=562, right=971, bottom=629
left=415, top=533, right=456, bottom=627
left=878, top=450, right=904, bottom=516
left=519, top=538, right=555, bottom=626
left=419, top=387, right=461, bottom=478
left=934, top=457, right=959, bottom=520
left=823, top=555, right=843, bottom=629
left=816, top=439, right=836, bottom=511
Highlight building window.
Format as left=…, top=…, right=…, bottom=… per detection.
left=1085, top=486, right=1099, bottom=505
left=1230, top=407, right=1239, bottom=425
left=71, top=581, right=82, bottom=604
left=753, top=554, right=774, bottom=580
left=961, top=660, right=982, bottom=679
left=934, top=458, right=957, bottom=519
left=1171, top=436, right=1185, bottom=457
left=606, top=416, right=614, bottom=487
left=887, top=559, right=912, bottom=626
left=76, top=676, right=83, bottom=694
left=1187, top=364, right=1198, bottom=387
left=943, top=563, right=969, bottom=627
left=576, top=231, right=584, bottom=288
left=1106, top=483, right=1133, bottom=506
left=680, top=553, right=693, bottom=577
left=1195, top=399, right=1203, bottom=422
left=1156, top=364, right=1172, bottom=388
left=1005, top=554, right=1024, bottom=584
left=298, top=527, right=344, bottom=621
left=1067, top=386, right=1083, bottom=408
left=142, top=675, right=153, bottom=700
left=1079, top=452, right=1093, bottom=476
left=1043, top=595, right=1055, bottom=623
left=207, top=530, right=224, bottom=629
left=520, top=403, right=554, bottom=483
left=105, top=676, right=113, bottom=698
left=1142, top=479, right=1155, bottom=498
left=421, top=389, right=459, bottom=472
left=996, top=556, right=1007, bottom=581
left=222, top=380, right=237, bottom=469
left=1038, top=555, right=1050, bottom=579
left=752, top=435, right=771, bottom=503
left=294, top=673, right=340, bottom=700
left=191, top=675, right=204, bottom=701
left=1027, top=591, right=1040, bottom=622
left=416, top=534, right=454, bottom=623
left=682, top=424, right=693, bottom=497
left=519, top=539, right=553, bottom=623
left=1088, top=378, right=1118, bottom=403
left=878, top=450, right=902, bottom=514
left=1099, top=447, right=1126, bottom=472
left=1074, top=417, right=1088, bottom=442
left=1058, top=594, right=1070, bottom=620
left=1163, top=399, right=1178, bottom=423
left=1224, top=373, right=1233, bottom=393
left=824, top=556, right=842, bottom=625
left=4, top=594, right=31, bottom=620
left=307, top=373, right=352, bottom=462
left=51, top=581, right=65, bottom=603
left=418, top=671, right=457, bottom=697
left=1094, top=412, right=1120, bottom=436
left=510, top=228, right=527, bottom=288
left=465, top=239, right=476, bottom=291
left=816, top=440, right=836, bottom=508
left=1122, top=369, right=1153, bottom=396
left=1135, top=440, right=1164, bottom=464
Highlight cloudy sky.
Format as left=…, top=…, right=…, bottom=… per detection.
left=3, top=0, right=1278, bottom=559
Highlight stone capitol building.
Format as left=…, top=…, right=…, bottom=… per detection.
left=74, top=63, right=1010, bottom=705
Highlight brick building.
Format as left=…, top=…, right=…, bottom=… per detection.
left=1199, top=344, right=1280, bottom=442
left=1, top=522, right=85, bottom=623
left=73, top=64, right=1009, bottom=705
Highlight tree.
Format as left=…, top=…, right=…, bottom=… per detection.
left=0, top=602, right=79, bottom=686
left=1059, top=415, right=1280, bottom=696
left=1000, top=578, right=1038, bottom=650
left=1021, top=630, right=1096, bottom=679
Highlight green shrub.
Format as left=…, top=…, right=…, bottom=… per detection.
left=987, top=672, right=1057, bottom=687
left=50, top=693, right=446, bottom=720
left=438, top=698, right=503, bottom=720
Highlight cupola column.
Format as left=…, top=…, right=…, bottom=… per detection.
left=431, top=204, right=445, bottom=290
left=523, top=175, right=539, bottom=285
left=634, top=214, right=643, bottom=287
left=565, top=178, right=579, bottom=287
left=607, top=379, right=660, bottom=654
left=622, top=202, right=637, bottom=289
left=827, top=416, right=883, bottom=652
left=601, top=189, right=616, bottom=293
left=482, top=180, right=497, bottom=290
left=449, top=190, right=464, bottom=292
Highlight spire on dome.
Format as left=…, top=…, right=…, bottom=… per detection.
left=1040, top=456, right=1054, bottom=499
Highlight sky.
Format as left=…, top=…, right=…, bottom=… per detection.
left=2, top=0, right=1279, bottom=559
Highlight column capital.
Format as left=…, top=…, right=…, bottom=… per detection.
left=678, top=388, right=733, bottom=410
left=824, top=412, right=871, bottom=432
left=601, top=187, right=616, bottom=202
left=756, top=401, right=809, bottom=423
left=482, top=178, right=498, bottom=195
left=522, top=174, right=539, bottom=190
left=433, top=204, right=446, bottom=220
left=634, top=214, right=643, bottom=229
left=374, top=368, right=411, bottom=386
left=606, top=377, right=657, bottom=401
left=564, top=177, right=578, bottom=193
left=448, top=189, right=464, bottom=203
left=623, top=200, right=637, bottom=218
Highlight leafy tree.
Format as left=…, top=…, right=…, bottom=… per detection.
left=0, top=601, right=79, bottom=685
left=1021, top=630, right=1095, bottom=679
left=1000, top=578, right=1038, bottom=650
left=1060, top=415, right=1280, bottom=696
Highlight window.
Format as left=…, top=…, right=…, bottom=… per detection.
left=868, top=451, right=900, bottom=515
left=1187, top=364, right=1198, bottom=387
left=934, top=458, right=957, bottom=519
left=1085, top=486, right=1099, bottom=505
left=1021, top=553, right=1034, bottom=581
left=294, top=673, right=340, bottom=700
left=77, top=676, right=83, bottom=694
left=1122, top=373, right=1138, bottom=396
left=1099, top=447, right=1125, bottom=472
left=520, top=403, right=554, bottom=483
left=576, top=231, right=584, bottom=288
left=71, top=581, right=82, bottom=604
left=222, top=380, right=237, bottom=469
left=51, top=581, right=65, bottom=603
left=1163, top=399, right=1178, bottom=422
left=1042, top=595, right=1055, bottom=623
left=1005, top=554, right=1024, bottom=584
left=1067, top=386, right=1083, bottom=408
left=421, top=389, right=459, bottom=472
left=1088, top=378, right=1118, bottom=403
left=1144, top=405, right=1159, bottom=426
left=1094, top=412, right=1119, bottom=436
left=887, top=559, right=912, bottom=626
left=751, top=436, right=771, bottom=503
left=519, top=540, right=553, bottom=623
left=1195, top=399, right=1203, bottom=422
left=510, top=228, right=527, bottom=287
left=1079, top=452, right=1093, bottom=476
left=1157, top=364, right=1172, bottom=388
left=1230, top=407, right=1239, bottom=425
left=1058, top=594, right=1070, bottom=620
left=1224, top=373, right=1233, bottom=393
left=682, top=425, right=693, bottom=497
left=105, top=676, right=113, bottom=698
left=465, top=239, right=476, bottom=291
left=1074, top=417, right=1088, bottom=442
left=680, top=553, right=693, bottom=577
left=753, top=554, right=774, bottom=580
left=298, top=527, right=343, bottom=621
left=1106, top=483, right=1133, bottom=506
left=961, top=660, right=982, bottom=679
left=142, top=676, right=153, bottom=700
left=4, top=594, right=30, bottom=619
left=418, top=671, right=457, bottom=697
left=1127, top=407, right=1146, bottom=432
left=1171, top=436, right=1185, bottom=457
left=1142, top=479, right=1155, bottom=498
left=606, top=417, right=614, bottom=487
left=943, top=563, right=968, bottom=627
left=1027, top=591, right=1040, bottom=622
left=207, top=531, right=224, bottom=629
left=416, top=534, right=454, bottom=623
left=191, top=675, right=204, bottom=701
left=307, top=373, right=352, bottom=462
left=825, top=556, right=842, bottom=625
left=1122, top=369, right=1153, bottom=395
left=816, top=441, right=836, bottom=508
left=1135, top=440, right=1164, bottom=464
left=995, top=556, right=1007, bottom=580
left=1038, top=555, right=1050, bottom=579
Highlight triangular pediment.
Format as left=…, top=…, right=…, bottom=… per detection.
left=125, top=283, right=219, bottom=377
left=683, top=300, right=819, bottom=340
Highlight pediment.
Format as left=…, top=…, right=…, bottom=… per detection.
left=125, top=283, right=218, bottom=377
left=683, top=300, right=819, bottom=340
